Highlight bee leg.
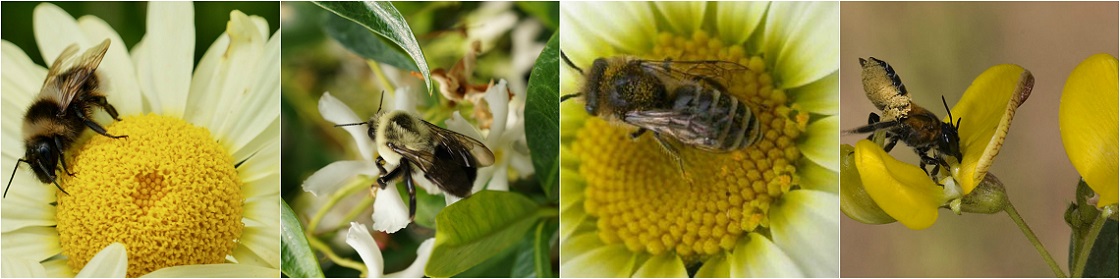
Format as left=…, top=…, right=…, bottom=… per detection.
left=883, top=136, right=900, bottom=152
left=652, top=133, right=687, bottom=176
left=89, top=95, right=122, bottom=121
left=865, top=113, right=881, bottom=140
left=377, top=162, right=406, bottom=189
left=32, top=159, right=68, bottom=196
left=630, top=128, right=648, bottom=140
left=54, top=137, right=76, bottom=176
left=401, top=161, right=417, bottom=222
left=375, top=156, right=390, bottom=177
left=76, top=110, right=126, bottom=139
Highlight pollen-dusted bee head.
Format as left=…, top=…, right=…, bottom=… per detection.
left=583, top=57, right=669, bottom=119
left=938, top=120, right=963, bottom=163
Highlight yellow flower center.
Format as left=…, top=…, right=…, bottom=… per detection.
left=572, top=31, right=809, bottom=262
left=56, top=114, right=244, bottom=277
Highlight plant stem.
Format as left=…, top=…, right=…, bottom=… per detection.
left=324, top=195, right=376, bottom=233
left=368, top=60, right=397, bottom=94
left=308, top=179, right=369, bottom=234
left=1072, top=211, right=1109, bottom=277
left=1005, top=202, right=1067, bottom=277
left=307, top=233, right=368, bottom=276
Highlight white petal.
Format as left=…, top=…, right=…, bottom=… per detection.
left=384, top=238, right=435, bottom=278
left=561, top=2, right=656, bottom=55
left=215, top=26, right=278, bottom=158
left=483, top=79, right=510, bottom=145
left=231, top=119, right=280, bottom=168
left=185, top=28, right=231, bottom=126
left=715, top=2, right=768, bottom=45
left=1, top=226, right=61, bottom=262
left=76, top=242, right=127, bottom=278
left=2, top=40, right=47, bottom=107
left=371, top=186, right=411, bottom=233
left=558, top=12, right=618, bottom=79
left=320, top=92, right=377, bottom=162
left=2, top=257, right=48, bottom=277
left=239, top=139, right=280, bottom=188
left=77, top=16, right=143, bottom=115
left=791, top=71, right=839, bottom=115
left=631, top=252, right=687, bottom=277
left=561, top=244, right=637, bottom=277
left=42, top=258, right=75, bottom=278
left=765, top=2, right=839, bottom=89
left=139, top=2, right=194, bottom=117
left=694, top=252, right=732, bottom=277
left=730, top=233, right=804, bottom=277
left=239, top=200, right=281, bottom=269
left=800, top=116, right=839, bottom=172
left=33, top=3, right=89, bottom=66
left=798, top=158, right=839, bottom=194
left=346, top=222, right=385, bottom=277
left=391, top=86, right=418, bottom=115
left=140, top=264, right=279, bottom=278
left=770, top=190, right=840, bottom=277
left=559, top=232, right=602, bottom=264
left=655, top=2, right=706, bottom=35
left=302, top=160, right=376, bottom=197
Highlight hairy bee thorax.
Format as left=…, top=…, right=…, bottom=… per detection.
left=860, top=57, right=912, bottom=121
left=584, top=57, right=670, bottom=120
left=374, top=111, right=433, bottom=164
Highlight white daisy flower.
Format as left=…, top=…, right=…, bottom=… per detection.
left=1, top=2, right=279, bottom=277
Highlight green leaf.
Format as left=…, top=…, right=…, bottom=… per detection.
left=525, top=31, right=560, bottom=201
left=426, top=191, right=542, bottom=277
left=321, top=9, right=417, bottom=71
left=1082, top=219, right=1118, bottom=277
left=280, top=201, right=324, bottom=278
left=517, top=2, right=559, bottom=31
left=314, top=1, right=433, bottom=94
left=512, top=219, right=558, bottom=278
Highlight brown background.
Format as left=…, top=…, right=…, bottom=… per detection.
left=840, top=1, right=1119, bottom=277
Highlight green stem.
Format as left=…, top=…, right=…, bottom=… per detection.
left=368, top=60, right=397, bottom=94
left=324, top=195, right=377, bottom=233
left=1005, top=202, right=1067, bottom=277
left=307, top=178, right=369, bottom=234
left=1072, top=211, right=1109, bottom=277
left=307, top=233, right=368, bottom=276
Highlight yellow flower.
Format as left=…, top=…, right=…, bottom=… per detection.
left=1059, top=53, right=1118, bottom=207
left=1, top=3, right=279, bottom=277
left=561, top=2, right=838, bottom=277
left=843, top=63, right=1034, bottom=229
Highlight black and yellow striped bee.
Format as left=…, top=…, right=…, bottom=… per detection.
left=560, top=52, right=763, bottom=173
left=845, top=57, right=962, bottom=180
left=5, top=39, right=127, bottom=198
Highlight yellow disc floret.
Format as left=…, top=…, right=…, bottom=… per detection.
left=56, top=114, right=243, bottom=277
left=574, top=31, right=808, bottom=263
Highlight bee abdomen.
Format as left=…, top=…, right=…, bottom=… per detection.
left=672, top=87, right=761, bottom=152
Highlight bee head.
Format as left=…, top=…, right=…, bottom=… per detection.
left=588, top=59, right=667, bottom=118
left=939, top=96, right=963, bottom=162
left=24, top=138, right=60, bottom=184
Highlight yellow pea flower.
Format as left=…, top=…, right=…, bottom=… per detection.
left=1059, top=53, right=1118, bottom=207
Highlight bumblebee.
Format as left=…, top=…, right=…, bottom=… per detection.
left=846, top=57, right=962, bottom=179
left=4, top=39, right=127, bottom=198
left=337, top=94, right=495, bottom=220
left=560, top=52, right=763, bottom=171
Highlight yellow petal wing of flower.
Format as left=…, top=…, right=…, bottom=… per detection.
left=948, top=64, right=1033, bottom=194
left=1060, top=54, right=1119, bottom=207
left=840, top=144, right=895, bottom=225
left=853, top=140, right=942, bottom=230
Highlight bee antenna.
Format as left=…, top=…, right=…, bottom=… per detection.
left=560, top=93, right=582, bottom=102
left=375, top=90, right=386, bottom=114
left=941, top=95, right=954, bottom=124
left=560, top=50, right=584, bottom=75
left=3, top=159, right=26, bottom=198
left=334, top=122, right=369, bottom=127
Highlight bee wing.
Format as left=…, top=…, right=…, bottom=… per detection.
left=636, top=59, right=751, bottom=89
left=624, top=109, right=721, bottom=149
left=46, top=39, right=111, bottom=111
left=388, top=122, right=495, bottom=197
